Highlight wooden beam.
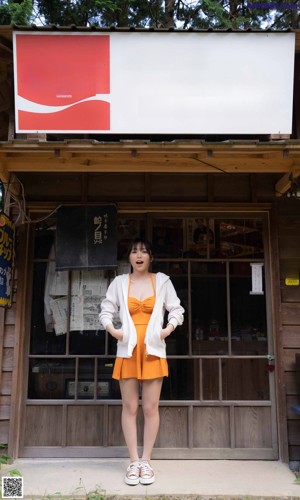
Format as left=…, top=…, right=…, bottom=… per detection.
left=0, top=166, right=21, bottom=197
left=275, top=168, right=300, bottom=196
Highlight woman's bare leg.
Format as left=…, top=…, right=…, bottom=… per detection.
left=119, top=378, right=140, bottom=462
left=141, top=377, right=163, bottom=461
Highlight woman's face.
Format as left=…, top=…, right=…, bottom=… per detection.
left=129, top=242, right=151, bottom=273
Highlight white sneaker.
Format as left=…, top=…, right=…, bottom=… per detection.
left=124, top=461, right=140, bottom=485
left=139, top=460, right=155, bottom=485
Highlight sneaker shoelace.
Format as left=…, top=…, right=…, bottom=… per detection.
left=126, top=462, right=140, bottom=479
left=140, top=461, right=154, bottom=478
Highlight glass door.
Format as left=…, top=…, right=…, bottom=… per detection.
left=21, top=212, right=277, bottom=458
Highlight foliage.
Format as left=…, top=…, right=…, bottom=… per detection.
left=30, top=0, right=300, bottom=29
left=0, top=1, right=299, bottom=32
left=0, top=0, right=32, bottom=25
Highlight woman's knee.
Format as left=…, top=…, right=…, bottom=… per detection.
left=142, top=400, right=159, bottom=418
left=122, top=399, right=139, bottom=416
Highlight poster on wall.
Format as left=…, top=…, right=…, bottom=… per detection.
left=0, top=214, right=15, bottom=307
left=13, top=31, right=295, bottom=135
left=56, top=205, right=117, bottom=270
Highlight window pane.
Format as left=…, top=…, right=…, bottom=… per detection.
left=213, top=219, right=264, bottom=259
left=33, top=225, right=55, bottom=259
left=152, top=219, right=184, bottom=257
left=191, top=262, right=228, bottom=355
left=28, top=358, right=75, bottom=399
left=193, top=359, right=220, bottom=401
left=152, top=261, right=189, bottom=355
left=202, top=359, right=219, bottom=401
left=185, top=218, right=214, bottom=258
left=69, top=270, right=108, bottom=355
left=30, top=263, right=66, bottom=355
left=75, top=359, right=95, bottom=400
left=222, top=359, right=269, bottom=400
left=117, top=216, right=146, bottom=260
left=161, top=359, right=194, bottom=400
left=97, top=359, right=121, bottom=399
left=230, top=263, right=267, bottom=355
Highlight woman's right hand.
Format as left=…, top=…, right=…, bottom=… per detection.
left=107, top=326, right=124, bottom=341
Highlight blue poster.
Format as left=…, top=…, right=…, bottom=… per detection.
left=0, top=214, right=15, bottom=307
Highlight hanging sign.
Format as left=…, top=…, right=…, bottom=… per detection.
left=13, top=31, right=295, bottom=134
left=250, top=263, right=264, bottom=295
left=0, top=213, right=15, bottom=307
left=56, top=205, right=117, bottom=270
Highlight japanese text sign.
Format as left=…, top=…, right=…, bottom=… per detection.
left=56, top=205, right=117, bottom=270
left=0, top=214, right=15, bottom=307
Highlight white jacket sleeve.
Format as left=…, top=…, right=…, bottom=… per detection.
left=164, top=279, right=184, bottom=330
left=99, top=277, right=120, bottom=330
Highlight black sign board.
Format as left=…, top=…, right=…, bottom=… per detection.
left=0, top=213, right=14, bottom=307
left=56, top=205, right=117, bottom=270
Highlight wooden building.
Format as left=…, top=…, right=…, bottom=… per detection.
left=0, top=25, right=299, bottom=465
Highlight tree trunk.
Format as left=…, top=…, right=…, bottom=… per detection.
left=164, top=0, right=175, bottom=28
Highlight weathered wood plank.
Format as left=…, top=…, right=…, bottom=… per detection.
left=281, top=303, right=300, bottom=326
left=283, top=348, right=300, bottom=371
left=0, top=372, right=12, bottom=395
left=24, top=406, right=63, bottom=446
left=3, top=325, right=14, bottom=348
left=0, top=420, right=9, bottom=443
left=156, top=407, right=188, bottom=448
left=285, top=371, right=299, bottom=395
left=0, top=405, right=10, bottom=419
left=288, top=420, right=300, bottom=445
left=193, top=407, right=230, bottom=448
left=67, top=406, right=105, bottom=446
left=235, top=407, right=272, bottom=448
left=282, top=326, right=300, bottom=348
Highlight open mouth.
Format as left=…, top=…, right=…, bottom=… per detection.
left=136, top=260, right=144, bottom=264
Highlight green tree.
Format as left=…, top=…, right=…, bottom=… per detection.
left=0, top=0, right=32, bottom=25
left=1, top=0, right=299, bottom=29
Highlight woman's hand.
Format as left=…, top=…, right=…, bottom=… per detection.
left=160, top=323, right=174, bottom=340
left=106, top=325, right=124, bottom=341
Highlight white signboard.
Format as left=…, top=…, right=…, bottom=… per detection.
left=13, top=31, right=295, bottom=134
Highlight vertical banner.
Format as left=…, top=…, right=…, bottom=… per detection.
left=56, top=205, right=117, bottom=270
left=0, top=214, right=15, bottom=307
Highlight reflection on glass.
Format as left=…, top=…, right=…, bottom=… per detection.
left=117, top=216, right=146, bottom=259
left=222, top=359, right=269, bottom=400
left=213, top=219, right=264, bottom=259
left=74, top=359, right=95, bottom=400
left=202, top=359, right=219, bottom=401
left=185, top=218, right=214, bottom=257
left=97, top=359, right=120, bottom=399
left=191, top=262, right=228, bottom=355
left=34, top=226, right=55, bottom=259
left=30, top=263, right=66, bottom=355
left=161, top=359, right=194, bottom=400
left=70, top=331, right=105, bottom=355
left=28, top=358, right=75, bottom=399
left=152, top=262, right=189, bottom=355
left=230, top=263, right=267, bottom=355
left=152, top=219, right=183, bottom=257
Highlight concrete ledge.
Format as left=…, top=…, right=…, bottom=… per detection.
left=6, top=459, right=300, bottom=499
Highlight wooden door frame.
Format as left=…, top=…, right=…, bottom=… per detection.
left=15, top=202, right=284, bottom=459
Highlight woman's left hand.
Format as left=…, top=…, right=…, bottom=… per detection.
left=160, top=324, right=174, bottom=340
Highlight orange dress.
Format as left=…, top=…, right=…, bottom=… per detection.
left=112, top=274, right=168, bottom=381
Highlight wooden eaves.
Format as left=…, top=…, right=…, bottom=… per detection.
left=0, top=140, right=299, bottom=197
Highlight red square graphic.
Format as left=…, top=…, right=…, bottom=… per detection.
left=15, top=34, right=110, bottom=131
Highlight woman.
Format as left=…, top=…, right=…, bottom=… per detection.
left=99, top=238, right=184, bottom=486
